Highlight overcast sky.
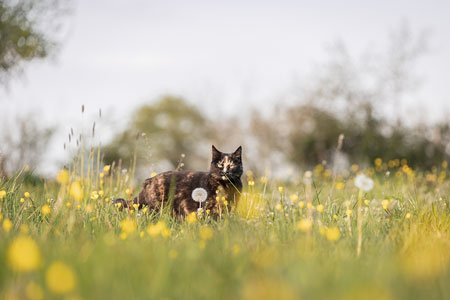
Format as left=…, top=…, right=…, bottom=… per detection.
left=1, top=0, right=450, bottom=173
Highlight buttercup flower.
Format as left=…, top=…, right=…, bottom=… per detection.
left=120, top=218, right=136, bottom=234
left=382, top=199, right=390, bottom=210
left=326, top=227, right=341, bottom=241
left=200, top=226, right=213, bottom=240
left=298, top=219, right=312, bottom=232
left=41, top=205, right=51, bottom=216
left=186, top=212, right=197, bottom=224
left=69, top=181, right=83, bottom=201
left=316, top=204, right=324, bottom=213
left=7, top=235, right=41, bottom=272
left=56, top=169, right=69, bottom=185
left=45, top=261, right=77, bottom=295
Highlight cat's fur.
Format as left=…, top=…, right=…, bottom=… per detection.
left=115, top=146, right=243, bottom=217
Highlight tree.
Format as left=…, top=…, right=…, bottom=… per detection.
left=103, top=96, right=212, bottom=176
left=0, top=113, right=54, bottom=174
left=0, top=0, right=70, bottom=86
left=250, top=24, right=448, bottom=170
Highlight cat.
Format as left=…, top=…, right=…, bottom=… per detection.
left=115, top=145, right=243, bottom=217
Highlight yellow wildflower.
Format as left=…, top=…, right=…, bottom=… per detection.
left=56, top=169, right=69, bottom=185
left=364, top=199, right=370, bottom=206
left=90, top=191, right=99, bottom=200
left=120, top=218, right=136, bottom=235
left=405, top=213, right=411, bottom=219
left=150, top=172, right=157, bottom=178
left=326, top=227, right=341, bottom=241
left=248, top=180, right=255, bottom=186
left=382, top=199, right=390, bottom=210
left=147, top=221, right=166, bottom=237
left=161, top=228, right=171, bottom=238
left=319, top=226, right=326, bottom=235
left=69, top=181, right=83, bottom=201
left=66, top=202, right=72, bottom=208
left=333, top=214, right=338, bottom=220
left=278, top=186, right=284, bottom=193
left=200, top=226, right=213, bottom=240
left=307, top=203, right=313, bottom=209
left=298, top=201, right=305, bottom=208
left=289, top=194, right=299, bottom=203
left=316, top=204, right=324, bottom=213
left=45, top=261, right=77, bottom=294
left=103, top=165, right=111, bottom=173
left=7, top=235, right=41, bottom=272
left=24, top=192, right=31, bottom=198
left=275, top=204, right=282, bottom=211
left=41, top=204, right=51, bottom=216
left=298, top=219, right=312, bottom=232
left=346, top=209, right=353, bottom=217
left=335, top=182, right=345, bottom=190
left=186, top=212, right=197, bottom=224
left=0, top=190, right=6, bottom=199
left=20, top=198, right=25, bottom=203
left=374, top=158, right=383, bottom=167
left=3, top=218, right=12, bottom=232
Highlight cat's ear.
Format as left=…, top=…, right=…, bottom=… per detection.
left=212, top=145, right=221, bottom=161
left=232, top=146, right=242, bottom=159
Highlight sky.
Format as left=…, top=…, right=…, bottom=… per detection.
left=1, top=0, right=450, bottom=173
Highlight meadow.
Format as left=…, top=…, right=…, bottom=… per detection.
left=1, top=152, right=450, bottom=300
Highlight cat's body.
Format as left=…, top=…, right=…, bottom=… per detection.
left=116, top=146, right=243, bottom=217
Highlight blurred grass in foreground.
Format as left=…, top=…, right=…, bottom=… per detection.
left=1, top=155, right=450, bottom=300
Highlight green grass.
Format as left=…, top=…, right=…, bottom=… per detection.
left=1, top=162, right=450, bottom=300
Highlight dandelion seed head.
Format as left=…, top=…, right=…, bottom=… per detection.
left=192, top=188, right=207, bottom=203
left=354, top=174, right=374, bottom=191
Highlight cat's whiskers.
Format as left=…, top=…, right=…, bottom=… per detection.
left=223, top=174, right=242, bottom=195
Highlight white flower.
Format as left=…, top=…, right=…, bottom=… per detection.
left=192, top=188, right=208, bottom=203
left=303, top=170, right=313, bottom=184
left=354, top=174, right=374, bottom=192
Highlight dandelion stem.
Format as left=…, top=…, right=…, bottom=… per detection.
left=357, top=189, right=363, bottom=257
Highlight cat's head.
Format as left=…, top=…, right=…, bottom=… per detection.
left=210, top=145, right=243, bottom=179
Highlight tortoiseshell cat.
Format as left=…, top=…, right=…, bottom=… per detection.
left=115, top=146, right=243, bottom=217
